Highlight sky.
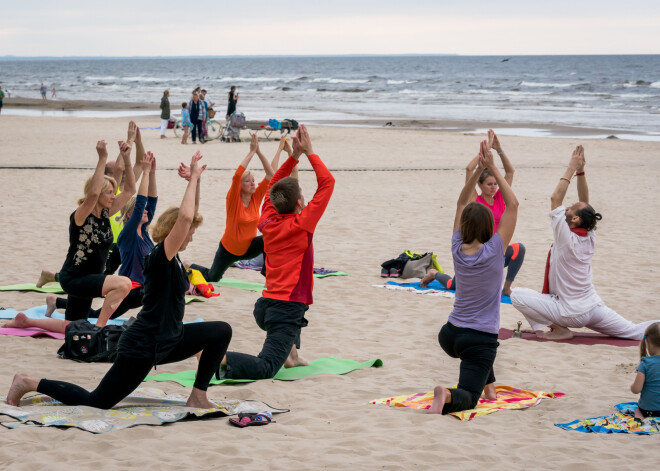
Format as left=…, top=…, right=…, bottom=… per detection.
left=1, top=0, right=659, bottom=56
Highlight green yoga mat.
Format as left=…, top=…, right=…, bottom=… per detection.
left=145, top=356, right=383, bottom=386
left=0, top=283, right=204, bottom=304
left=215, top=272, right=348, bottom=293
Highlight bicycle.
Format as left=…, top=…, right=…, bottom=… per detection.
left=173, top=119, right=224, bottom=140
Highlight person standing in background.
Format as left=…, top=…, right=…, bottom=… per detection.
left=0, top=87, right=4, bottom=115
left=160, top=90, right=171, bottom=139
left=226, top=86, right=238, bottom=120
left=51, top=87, right=57, bottom=99
left=40, top=83, right=47, bottom=100
left=189, top=92, right=205, bottom=144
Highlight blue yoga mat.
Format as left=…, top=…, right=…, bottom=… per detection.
left=0, top=305, right=204, bottom=325
left=385, top=280, right=512, bottom=304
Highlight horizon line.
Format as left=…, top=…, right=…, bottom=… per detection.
left=2, top=53, right=659, bottom=60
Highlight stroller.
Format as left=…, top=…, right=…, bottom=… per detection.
left=222, top=111, right=246, bottom=142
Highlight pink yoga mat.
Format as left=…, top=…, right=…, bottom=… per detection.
left=0, top=327, right=64, bottom=340
left=498, top=328, right=638, bottom=347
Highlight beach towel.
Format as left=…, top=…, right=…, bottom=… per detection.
left=0, top=387, right=288, bottom=434
left=375, top=280, right=512, bottom=304
left=0, top=283, right=205, bottom=304
left=369, top=385, right=564, bottom=421
left=0, top=327, right=64, bottom=340
left=498, top=328, right=638, bottom=347
left=0, top=305, right=204, bottom=327
left=146, top=356, right=383, bottom=386
left=555, top=403, right=660, bottom=434
left=233, top=262, right=348, bottom=278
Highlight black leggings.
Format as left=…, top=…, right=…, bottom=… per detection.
left=436, top=242, right=525, bottom=290
left=55, top=286, right=143, bottom=320
left=190, top=236, right=264, bottom=283
left=438, top=322, right=499, bottom=414
left=37, top=321, right=232, bottom=409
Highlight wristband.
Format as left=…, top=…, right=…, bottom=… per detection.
left=560, top=177, right=571, bottom=184
left=497, top=150, right=505, bottom=155
left=575, top=171, right=585, bottom=176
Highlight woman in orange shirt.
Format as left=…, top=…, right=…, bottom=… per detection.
left=187, top=134, right=274, bottom=282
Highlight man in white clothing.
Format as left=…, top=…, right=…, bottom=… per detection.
left=511, top=146, right=658, bottom=340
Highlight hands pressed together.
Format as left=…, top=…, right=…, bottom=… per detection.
left=178, top=151, right=205, bottom=181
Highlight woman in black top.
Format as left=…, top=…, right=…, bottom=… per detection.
left=6, top=152, right=232, bottom=410
left=226, top=86, right=238, bottom=119
left=35, top=138, right=137, bottom=332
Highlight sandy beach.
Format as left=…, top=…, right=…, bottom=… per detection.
left=1, top=115, right=659, bottom=469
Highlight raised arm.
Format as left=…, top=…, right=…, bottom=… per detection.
left=177, top=159, right=200, bottom=215
left=148, top=153, right=158, bottom=198
left=109, top=140, right=137, bottom=215
left=295, top=125, right=335, bottom=233
left=252, top=134, right=275, bottom=179
left=464, top=153, right=480, bottom=201
left=74, top=140, right=109, bottom=226
left=488, top=129, right=514, bottom=186
left=238, top=135, right=257, bottom=169
left=132, top=122, right=145, bottom=181
left=136, top=152, right=152, bottom=197
left=575, top=146, right=588, bottom=203
left=165, top=152, right=206, bottom=260
left=454, top=152, right=483, bottom=232
left=272, top=136, right=298, bottom=179
left=551, top=145, right=582, bottom=210
left=486, top=141, right=519, bottom=249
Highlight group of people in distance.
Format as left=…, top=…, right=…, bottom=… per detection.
left=4, top=126, right=660, bottom=421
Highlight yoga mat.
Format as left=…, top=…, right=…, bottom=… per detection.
left=0, top=327, right=65, bottom=340
left=498, top=328, right=639, bottom=347
left=0, top=305, right=204, bottom=326
left=381, top=280, right=511, bottom=304
left=233, top=263, right=348, bottom=278
left=145, top=356, right=384, bottom=386
left=370, top=385, right=564, bottom=421
left=0, top=387, right=288, bottom=434
left=214, top=278, right=264, bottom=293
left=555, top=402, right=660, bottom=434
left=0, top=283, right=204, bottom=304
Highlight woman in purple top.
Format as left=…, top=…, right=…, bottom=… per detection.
left=428, top=140, right=519, bottom=415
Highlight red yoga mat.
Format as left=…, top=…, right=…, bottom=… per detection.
left=498, top=328, right=638, bottom=347
left=0, top=327, right=64, bottom=340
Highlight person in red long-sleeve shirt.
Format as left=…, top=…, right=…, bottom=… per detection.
left=221, top=125, right=335, bottom=380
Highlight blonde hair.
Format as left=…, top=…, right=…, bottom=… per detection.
left=77, top=175, right=117, bottom=206
left=241, top=171, right=254, bottom=184
left=116, top=195, right=137, bottom=224
left=151, top=207, right=203, bottom=243
left=641, top=322, right=660, bottom=358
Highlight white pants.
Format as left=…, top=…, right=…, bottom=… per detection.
left=510, top=287, right=658, bottom=340
left=160, top=119, right=169, bottom=136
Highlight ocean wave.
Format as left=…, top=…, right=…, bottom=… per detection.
left=520, top=81, right=580, bottom=88
left=651, top=82, right=660, bottom=88
left=262, top=86, right=278, bottom=91
left=121, top=76, right=168, bottom=82
left=312, top=78, right=370, bottom=84
left=218, top=76, right=298, bottom=83
left=85, top=76, right=118, bottom=81
left=387, top=80, right=418, bottom=85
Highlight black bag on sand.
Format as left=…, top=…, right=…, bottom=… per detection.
left=57, top=319, right=132, bottom=363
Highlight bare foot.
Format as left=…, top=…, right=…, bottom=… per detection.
left=502, top=287, right=512, bottom=297
left=6, top=373, right=38, bottom=406
left=483, top=383, right=497, bottom=401
left=5, top=312, right=29, bottom=329
left=427, top=385, right=451, bottom=414
left=45, top=295, right=57, bottom=317
left=284, top=346, right=309, bottom=368
left=537, top=325, right=574, bottom=340
left=420, top=269, right=438, bottom=288
left=186, top=388, right=217, bottom=409
left=635, top=408, right=646, bottom=420
left=36, top=270, right=55, bottom=288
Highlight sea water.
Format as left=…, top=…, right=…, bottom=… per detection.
left=1, top=55, right=659, bottom=138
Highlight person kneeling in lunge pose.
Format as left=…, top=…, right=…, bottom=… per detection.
left=429, top=139, right=519, bottom=415
left=6, top=152, right=232, bottom=410
left=221, top=125, right=335, bottom=380
left=510, top=146, right=660, bottom=340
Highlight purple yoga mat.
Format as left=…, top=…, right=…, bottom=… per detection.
left=0, top=327, right=64, bottom=340
left=498, top=328, right=638, bottom=347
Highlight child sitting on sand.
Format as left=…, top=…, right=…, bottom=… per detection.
left=631, top=322, right=660, bottom=419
